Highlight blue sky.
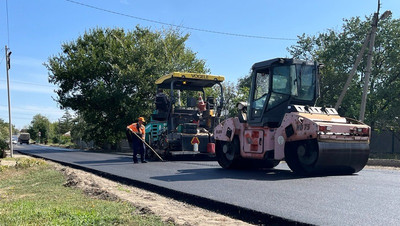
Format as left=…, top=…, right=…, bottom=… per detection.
left=0, top=0, right=398, bottom=130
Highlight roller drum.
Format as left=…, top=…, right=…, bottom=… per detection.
left=285, top=139, right=370, bottom=175
left=314, top=141, right=370, bottom=174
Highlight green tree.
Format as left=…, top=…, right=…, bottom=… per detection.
left=49, top=121, right=59, bottom=143
left=57, top=110, right=74, bottom=135
left=220, top=73, right=252, bottom=119
left=287, top=15, right=400, bottom=130
left=28, top=114, right=51, bottom=144
left=0, top=119, right=17, bottom=156
left=0, top=119, right=17, bottom=141
left=46, top=27, right=208, bottom=146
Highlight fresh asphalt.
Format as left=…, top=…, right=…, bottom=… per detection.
left=14, top=144, right=400, bottom=225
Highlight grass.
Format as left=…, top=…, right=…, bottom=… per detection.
left=369, top=153, right=400, bottom=160
left=0, top=158, right=167, bottom=225
left=46, top=141, right=79, bottom=149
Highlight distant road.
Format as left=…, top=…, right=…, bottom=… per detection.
left=15, top=144, right=400, bottom=225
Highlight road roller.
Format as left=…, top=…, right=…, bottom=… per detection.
left=213, top=58, right=370, bottom=175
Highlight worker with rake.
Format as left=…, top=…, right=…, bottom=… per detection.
left=126, top=117, right=147, bottom=163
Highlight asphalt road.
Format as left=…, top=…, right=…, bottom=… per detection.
left=15, top=144, right=400, bottom=225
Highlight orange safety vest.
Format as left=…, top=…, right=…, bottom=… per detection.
left=127, top=123, right=145, bottom=139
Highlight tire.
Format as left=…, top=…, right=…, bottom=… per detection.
left=285, top=140, right=319, bottom=175
left=216, top=137, right=241, bottom=169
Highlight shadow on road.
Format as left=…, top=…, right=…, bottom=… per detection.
left=15, top=147, right=132, bottom=166
left=150, top=166, right=353, bottom=182
left=73, top=156, right=132, bottom=166
left=14, top=144, right=80, bottom=153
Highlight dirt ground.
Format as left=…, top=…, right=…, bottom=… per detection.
left=52, top=161, right=252, bottom=226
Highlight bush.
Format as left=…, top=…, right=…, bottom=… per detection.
left=0, top=139, right=8, bottom=158
left=15, top=158, right=46, bottom=169
left=0, top=165, right=8, bottom=172
left=52, top=136, right=60, bottom=144
left=60, top=135, right=71, bottom=145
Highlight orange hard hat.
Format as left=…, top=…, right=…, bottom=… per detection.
left=138, top=117, right=145, bottom=122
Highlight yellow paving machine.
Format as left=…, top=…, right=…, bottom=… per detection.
left=146, top=72, right=224, bottom=158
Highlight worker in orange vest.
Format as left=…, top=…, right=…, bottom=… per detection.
left=197, top=92, right=206, bottom=112
left=126, top=117, right=147, bottom=163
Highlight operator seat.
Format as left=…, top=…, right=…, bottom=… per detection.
left=206, top=97, right=215, bottom=110
left=155, top=93, right=170, bottom=112
left=237, top=102, right=248, bottom=123
left=152, top=92, right=170, bottom=121
left=187, top=97, right=197, bottom=108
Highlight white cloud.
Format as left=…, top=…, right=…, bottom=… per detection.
left=0, top=105, right=64, bottom=117
left=120, top=0, right=130, bottom=5
left=0, top=79, right=56, bottom=94
left=12, top=83, right=55, bottom=94
left=0, top=105, right=69, bottom=129
left=12, top=56, right=46, bottom=69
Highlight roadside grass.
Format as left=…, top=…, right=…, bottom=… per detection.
left=370, top=153, right=400, bottom=160
left=0, top=158, right=166, bottom=225
left=46, top=141, right=79, bottom=149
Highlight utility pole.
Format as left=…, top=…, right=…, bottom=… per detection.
left=5, top=45, right=13, bottom=157
left=335, top=0, right=391, bottom=122
left=334, top=33, right=370, bottom=110
left=359, top=4, right=391, bottom=122
left=359, top=12, right=378, bottom=122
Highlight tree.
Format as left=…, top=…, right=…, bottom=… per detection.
left=220, top=72, right=252, bottom=119
left=28, top=114, right=51, bottom=143
left=57, top=110, right=74, bottom=135
left=46, top=26, right=208, bottom=145
left=287, top=15, right=400, bottom=130
left=0, top=118, right=17, bottom=156
left=49, top=121, right=59, bottom=143
left=0, top=118, right=17, bottom=140
left=70, top=114, right=86, bottom=142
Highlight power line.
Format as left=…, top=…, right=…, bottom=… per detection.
left=0, top=115, right=34, bottom=120
left=65, top=0, right=297, bottom=41
left=0, top=79, right=57, bottom=88
left=0, top=105, right=64, bottom=114
left=0, top=110, right=42, bottom=116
